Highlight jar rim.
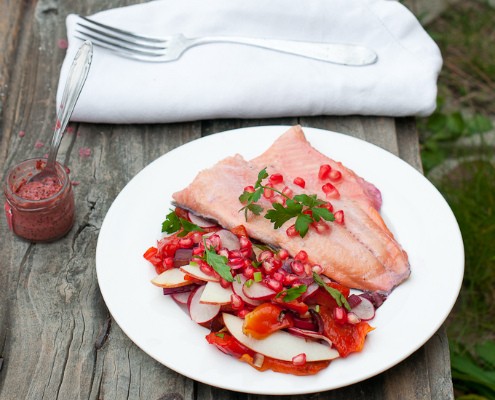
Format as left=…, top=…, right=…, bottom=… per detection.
left=4, top=158, right=71, bottom=208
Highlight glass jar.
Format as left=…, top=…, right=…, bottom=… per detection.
left=3, top=158, right=75, bottom=242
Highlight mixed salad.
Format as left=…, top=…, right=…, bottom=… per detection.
left=143, top=167, right=387, bottom=375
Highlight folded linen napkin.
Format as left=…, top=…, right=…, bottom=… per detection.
left=57, top=0, right=442, bottom=124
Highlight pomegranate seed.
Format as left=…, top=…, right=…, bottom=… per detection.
left=318, top=164, right=332, bottom=180
left=229, top=258, right=245, bottom=269
left=263, top=188, right=274, bottom=199
left=278, top=248, right=290, bottom=260
left=240, top=247, right=253, bottom=258
left=283, top=274, right=299, bottom=286
left=293, top=177, right=306, bottom=188
left=178, top=237, right=193, bottom=248
left=273, top=272, right=284, bottom=282
left=295, top=250, right=308, bottom=262
left=239, top=236, right=251, bottom=249
left=229, top=250, right=242, bottom=259
left=262, top=259, right=277, bottom=274
left=191, top=232, right=203, bottom=244
left=243, top=266, right=255, bottom=279
left=311, top=220, right=330, bottom=234
left=163, top=257, right=174, bottom=269
left=231, top=294, right=244, bottom=310
left=282, top=186, right=293, bottom=198
left=199, top=262, right=214, bottom=275
left=333, top=306, right=347, bottom=324
left=334, top=210, right=345, bottom=224
left=258, top=250, right=274, bottom=261
left=219, top=278, right=231, bottom=289
left=243, top=185, right=255, bottom=193
left=322, top=182, right=336, bottom=194
left=237, top=309, right=249, bottom=319
left=329, top=170, right=342, bottom=181
left=286, top=224, right=298, bottom=237
left=271, top=195, right=285, bottom=205
left=312, top=264, right=323, bottom=274
left=322, top=183, right=340, bottom=199
left=291, top=260, right=305, bottom=276
left=269, top=173, right=284, bottom=185
left=218, top=248, right=229, bottom=258
left=192, top=246, right=204, bottom=256
left=266, top=278, right=283, bottom=292
left=292, top=353, right=307, bottom=366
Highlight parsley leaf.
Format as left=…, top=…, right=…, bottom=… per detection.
left=265, top=201, right=303, bottom=229
left=161, top=210, right=181, bottom=234
left=161, top=210, right=203, bottom=237
left=313, top=272, right=351, bottom=311
left=311, top=206, right=335, bottom=222
left=294, top=213, right=313, bottom=237
left=204, top=245, right=234, bottom=282
left=255, top=168, right=269, bottom=188
left=276, top=284, right=308, bottom=302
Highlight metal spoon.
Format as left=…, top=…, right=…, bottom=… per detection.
left=30, top=40, right=93, bottom=183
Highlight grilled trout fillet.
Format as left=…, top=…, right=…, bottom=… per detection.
left=173, top=126, right=410, bottom=293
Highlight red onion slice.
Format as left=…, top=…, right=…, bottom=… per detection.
left=287, top=327, right=333, bottom=348
left=188, top=212, right=218, bottom=228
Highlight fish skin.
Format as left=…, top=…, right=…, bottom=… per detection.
left=172, top=126, right=410, bottom=293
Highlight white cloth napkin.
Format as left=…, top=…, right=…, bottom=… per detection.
left=57, top=0, right=443, bottom=124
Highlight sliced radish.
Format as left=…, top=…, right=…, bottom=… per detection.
left=200, top=281, right=233, bottom=305
left=171, top=291, right=192, bottom=305
left=350, top=296, right=375, bottom=321
left=180, top=263, right=219, bottom=282
left=232, top=276, right=262, bottom=306
left=215, top=229, right=241, bottom=251
left=223, top=313, right=339, bottom=362
left=151, top=268, right=191, bottom=288
left=188, top=212, right=217, bottom=228
left=188, top=285, right=220, bottom=324
left=301, top=282, right=319, bottom=300
left=243, top=281, right=276, bottom=300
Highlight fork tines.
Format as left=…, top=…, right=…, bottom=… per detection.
left=75, top=16, right=167, bottom=59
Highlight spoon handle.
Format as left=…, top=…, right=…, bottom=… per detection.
left=45, top=41, right=93, bottom=169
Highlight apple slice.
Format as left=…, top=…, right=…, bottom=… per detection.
left=243, top=281, right=276, bottom=300
left=232, top=275, right=262, bottom=306
left=151, top=268, right=191, bottom=288
left=200, top=281, right=233, bottom=305
left=188, top=285, right=220, bottom=324
left=180, top=263, right=219, bottom=282
left=223, top=313, right=339, bottom=362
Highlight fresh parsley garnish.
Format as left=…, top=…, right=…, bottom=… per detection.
left=204, top=245, right=234, bottom=282
left=313, top=272, right=351, bottom=311
left=239, top=169, right=335, bottom=237
left=276, top=284, right=308, bottom=302
left=161, top=210, right=204, bottom=237
left=239, top=168, right=268, bottom=220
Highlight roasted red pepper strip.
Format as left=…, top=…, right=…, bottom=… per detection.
left=243, top=303, right=294, bottom=339
left=206, top=332, right=254, bottom=358
left=239, top=354, right=330, bottom=376
left=272, top=296, right=309, bottom=315
left=319, top=305, right=374, bottom=357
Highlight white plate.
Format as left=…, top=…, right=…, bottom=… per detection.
left=96, top=126, right=464, bottom=395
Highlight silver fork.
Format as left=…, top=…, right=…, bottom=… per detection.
left=75, top=16, right=377, bottom=66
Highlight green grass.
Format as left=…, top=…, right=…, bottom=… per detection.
left=418, top=1, right=495, bottom=398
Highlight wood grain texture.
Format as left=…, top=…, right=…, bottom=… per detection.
left=0, top=1, right=453, bottom=399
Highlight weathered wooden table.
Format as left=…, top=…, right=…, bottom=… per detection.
left=0, top=1, right=453, bottom=399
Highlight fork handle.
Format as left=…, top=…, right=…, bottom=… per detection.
left=190, top=36, right=377, bottom=66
